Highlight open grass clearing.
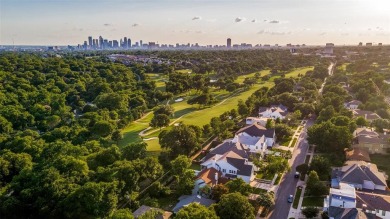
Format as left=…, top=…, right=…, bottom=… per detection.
left=370, top=154, right=390, bottom=179
left=292, top=187, right=302, bottom=209
left=302, top=196, right=325, bottom=207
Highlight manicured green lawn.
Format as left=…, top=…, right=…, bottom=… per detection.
left=145, top=138, right=161, bottom=152
left=370, top=154, right=390, bottom=178
left=179, top=82, right=274, bottom=126
left=119, top=67, right=312, bottom=151
left=290, top=138, right=298, bottom=147
left=280, top=136, right=292, bottom=146
left=302, top=196, right=325, bottom=207
left=284, top=67, right=314, bottom=78
left=292, top=187, right=302, bottom=209
left=190, top=162, right=201, bottom=171
left=235, top=69, right=270, bottom=84
left=118, top=112, right=154, bottom=147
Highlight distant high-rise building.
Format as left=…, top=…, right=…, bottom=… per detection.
left=124, top=37, right=128, bottom=48
left=324, top=43, right=334, bottom=55
left=93, top=39, right=98, bottom=49
left=378, top=43, right=382, bottom=46
left=358, top=42, right=363, bottom=46
left=227, top=38, right=231, bottom=48
left=88, top=36, right=93, bottom=48
left=103, top=39, right=108, bottom=49
left=127, top=38, right=131, bottom=48
left=83, top=41, right=88, bottom=50
left=113, top=40, right=119, bottom=48
left=366, top=42, right=372, bottom=46
left=99, top=36, right=104, bottom=49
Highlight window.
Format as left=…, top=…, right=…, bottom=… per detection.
left=376, top=209, right=379, bottom=213
left=382, top=210, right=386, bottom=216
left=223, top=169, right=226, bottom=173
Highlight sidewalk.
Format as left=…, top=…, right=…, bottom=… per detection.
left=287, top=144, right=316, bottom=219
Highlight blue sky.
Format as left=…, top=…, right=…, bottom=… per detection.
left=1, top=0, right=390, bottom=45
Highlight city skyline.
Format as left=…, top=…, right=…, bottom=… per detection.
left=1, top=0, right=390, bottom=46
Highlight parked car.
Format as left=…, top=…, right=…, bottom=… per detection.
left=288, top=195, right=293, bottom=203
left=294, top=172, right=300, bottom=178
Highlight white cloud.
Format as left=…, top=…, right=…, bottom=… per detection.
left=192, top=16, right=202, bottom=20
left=132, top=23, right=140, bottom=27
left=269, top=20, right=279, bottom=24
left=103, top=23, right=112, bottom=26
left=257, top=30, right=292, bottom=35
left=251, top=19, right=257, bottom=23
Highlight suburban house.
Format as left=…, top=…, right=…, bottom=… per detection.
left=133, top=205, right=172, bottom=219
left=200, top=141, right=256, bottom=183
left=354, top=128, right=379, bottom=138
left=233, top=123, right=276, bottom=153
left=323, top=183, right=390, bottom=219
left=245, top=117, right=268, bottom=127
left=345, top=100, right=362, bottom=110
left=324, top=183, right=357, bottom=211
left=353, top=127, right=389, bottom=154
left=193, top=167, right=229, bottom=194
left=331, top=161, right=388, bottom=191
left=356, top=191, right=390, bottom=219
left=327, top=206, right=377, bottom=219
left=172, top=195, right=215, bottom=213
left=258, top=104, right=288, bottom=120
left=352, top=109, right=381, bottom=121
left=345, top=148, right=371, bottom=162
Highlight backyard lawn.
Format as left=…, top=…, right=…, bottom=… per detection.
left=302, top=196, right=325, bottom=207
left=370, top=154, right=390, bottom=178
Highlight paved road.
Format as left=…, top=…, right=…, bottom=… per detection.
left=268, top=118, right=314, bottom=219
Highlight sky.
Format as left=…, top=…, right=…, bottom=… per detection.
left=1, top=0, right=390, bottom=46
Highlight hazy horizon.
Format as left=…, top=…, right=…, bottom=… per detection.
left=1, top=0, right=390, bottom=46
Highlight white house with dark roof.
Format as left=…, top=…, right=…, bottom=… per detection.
left=232, top=123, right=276, bottom=153
left=356, top=191, right=390, bottom=219
left=331, top=161, right=388, bottom=191
left=353, top=127, right=390, bottom=154
left=352, top=109, right=381, bottom=122
left=324, top=183, right=357, bottom=211
left=258, top=104, right=288, bottom=120
left=200, top=141, right=256, bottom=183
left=345, top=100, right=362, bottom=110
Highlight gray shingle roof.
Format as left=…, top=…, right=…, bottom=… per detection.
left=356, top=192, right=390, bottom=212
left=328, top=206, right=376, bottom=219
left=236, top=123, right=275, bottom=138
left=172, top=195, right=215, bottom=213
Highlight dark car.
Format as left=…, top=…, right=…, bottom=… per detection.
left=294, top=172, right=300, bottom=178
left=287, top=195, right=293, bottom=203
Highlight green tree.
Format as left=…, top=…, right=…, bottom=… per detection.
left=176, top=203, right=219, bottom=219
left=110, top=209, right=134, bottom=219
left=170, top=156, right=195, bottom=195
left=150, top=114, right=170, bottom=129
left=355, top=116, right=368, bottom=127
left=307, top=121, right=352, bottom=153
left=256, top=192, right=274, bottom=208
left=225, top=178, right=252, bottom=196
left=302, top=206, right=319, bottom=218
left=92, top=121, right=114, bottom=137
left=296, top=163, right=309, bottom=177
left=112, top=130, right=123, bottom=144
left=159, top=124, right=200, bottom=157
left=238, top=100, right=249, bottom=117
left=309, top=156, right=331, bottom=180
left=215, top=192, right=255, bottom=219
left=211, top=184, right=229, bottom=202
left=122, top=142, right=147, bottom=161
left=306, top=171, right=328, bottom=196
